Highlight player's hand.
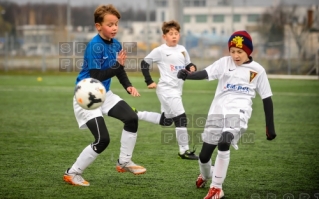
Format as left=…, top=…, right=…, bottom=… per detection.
left=177, top=69, right=189, bottom=80
left=266, top=129, right=276, bottom=140
left=189, top=66, right=196, bottom=72
left=127, top=86, right=140, bottom=97
left=117, top=50, right=127, bottom=66
left=147, top=82, right=157, bottom=89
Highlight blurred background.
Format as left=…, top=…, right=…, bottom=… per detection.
left=0, top=0, right=318, bottom=75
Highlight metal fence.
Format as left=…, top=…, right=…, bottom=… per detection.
left=0, top=32, right=318, bottom=75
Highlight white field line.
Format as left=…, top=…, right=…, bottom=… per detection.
left=267, top=75, right=319, bottom=80
left=0, top=86, right=318, bottom=97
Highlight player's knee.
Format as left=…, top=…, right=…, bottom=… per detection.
left=123, top=112, right=138, bottom=132
left=92, top=135, right=110, bottom=154
left=159, top=113, right=173, bottom=126
left=218, top=131, right=234, bottom=151
left=199, top=152, right=210, bottom=163
left=199, top=142, right=216, bottom=163
left=173, top=113, right=187, bottom=127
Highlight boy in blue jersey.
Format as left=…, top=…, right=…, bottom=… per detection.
left=63, top=4, right=146, bottom=186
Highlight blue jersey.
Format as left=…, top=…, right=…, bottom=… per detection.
left=76, top=34, right=122, bottom=91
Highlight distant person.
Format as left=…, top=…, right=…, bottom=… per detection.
left=134, top=20, right=198, bottom=160
left=177, top=30, right=277, bottom=198
left=63, top=4, right=146, bottom=186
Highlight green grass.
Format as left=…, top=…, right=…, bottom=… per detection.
left=0, top=73, right=319, bottom=199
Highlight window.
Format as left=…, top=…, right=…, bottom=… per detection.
left=213, top=15, right=224, bottom=22
left=233, top=14, right=241, bottom=22
left=196, top=15, right=207, bottom=23
left=217, top=0, right=230, bottom=6
left=184, top=15, right=191, bottom=23
left=194, top=0, right=206, bottom=7
left=155, top=0, right=167, bottom=7
left=161, top=11, right=165, bottom=21
left=184, top=0, right=192, bottom=7
left=247, top=14, right=259, bottom=22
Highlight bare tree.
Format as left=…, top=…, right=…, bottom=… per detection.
left=258, top=4, right=286, bottom=57
left=258, top=3, right=318, bottom=73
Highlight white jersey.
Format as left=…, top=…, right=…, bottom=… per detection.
left=144, top=44, right=191, bottom=96
left=205, top=56, right=272, bottom=119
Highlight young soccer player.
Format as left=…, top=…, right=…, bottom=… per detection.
left=63, top=4, right=146, bottom=186
left=177, top=30, right=277, bottom=198
left=136, top=20, right=198, bottom=160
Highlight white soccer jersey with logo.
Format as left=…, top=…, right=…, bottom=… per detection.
left=205, top=56, right=273, bottom=120
left=144, top=44, right=191, bottom=96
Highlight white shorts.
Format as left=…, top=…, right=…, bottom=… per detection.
left=201, top=113, right=249, bottom=150
left=73, top=90, right=123, bottom=129
left=156, top=93, right=185, bottom=118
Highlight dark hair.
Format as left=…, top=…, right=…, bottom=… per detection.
left=94, top=4, right=121, bottom=24
left=161, top=20, right=180, bottom=34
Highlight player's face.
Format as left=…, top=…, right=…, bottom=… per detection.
left=163, top=28, right=180, bottom=47
left=229, top=47, right=250, bottom=66
left=95, top=14, right=119, bottom=41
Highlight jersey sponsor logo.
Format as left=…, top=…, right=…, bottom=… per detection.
left=249, top=71, right=258, bottom=83
left=225, top=83, right=249, bottom=93
left=166, top=54, right=172, bottom=56
left=170, top=64, right=185, bottom=71
left=229, top=68, right=235, bottom=71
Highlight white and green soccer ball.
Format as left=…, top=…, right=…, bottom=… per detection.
left=75, top=78, right=106, bottom=110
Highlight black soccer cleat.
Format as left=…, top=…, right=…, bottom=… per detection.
left=131, top=107, right=138, bottom=113
left=178, top=150, right=198, bottom=160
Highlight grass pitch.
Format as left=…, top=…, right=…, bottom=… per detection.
left=0, top=73, right=318, bottom=199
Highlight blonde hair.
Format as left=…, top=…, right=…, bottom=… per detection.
left=161, top=20, right=180, bottom=34
left=94, top=4, right=121, bottom=24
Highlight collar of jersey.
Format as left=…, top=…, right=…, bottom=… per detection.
left=243, top=56, right=253, bottom=64
left=98, top=34, right=113, bottom=44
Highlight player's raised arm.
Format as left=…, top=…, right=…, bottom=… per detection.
left=89, top=62, right=124, bottom=81
left=89, top=49, right=126, bottom=81
left=177, top=69, right=208, bottom=80
left=183, top=50, right=197, bottom=72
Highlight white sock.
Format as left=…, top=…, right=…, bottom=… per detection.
left=199, top=159, right=212, bottom=180
left=137, top=111, right=161, bottom=124
left=176, top=127, right=190, bottom=154
left=69, top=144, right=98, bottom=174
left=211, top=150, right=230, bottom=189
left=119, top=130, right=137, bottom=163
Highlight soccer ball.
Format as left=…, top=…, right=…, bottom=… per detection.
left=75, top=78, right=106, bottom=110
